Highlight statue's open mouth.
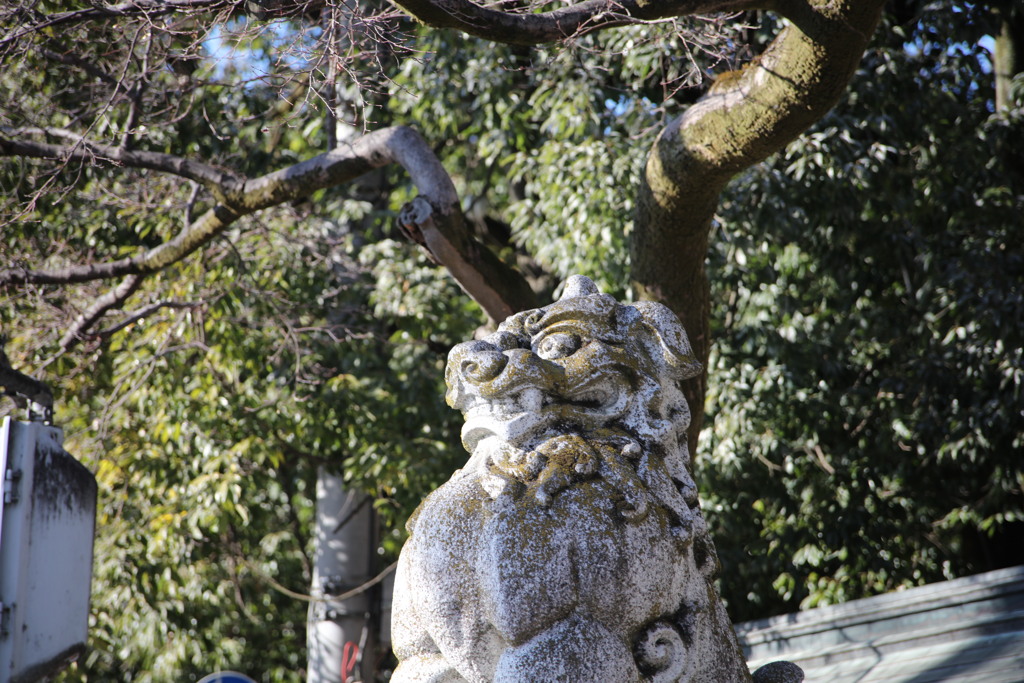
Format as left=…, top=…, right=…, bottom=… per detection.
left=460, top=374, right=629, bottom=450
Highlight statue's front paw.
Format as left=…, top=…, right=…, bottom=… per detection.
left=532, top=434, right=597, bottom=505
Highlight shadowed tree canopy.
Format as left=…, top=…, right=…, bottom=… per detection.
left=2, top=0, right=1021, bottom=680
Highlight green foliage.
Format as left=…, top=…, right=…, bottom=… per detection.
left=700, top=8, right=1024, bottom=621
left=506, top=135, right=641, bottom=297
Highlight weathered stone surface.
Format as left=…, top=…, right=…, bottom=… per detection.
left=391, top=275, right=798, bottom=682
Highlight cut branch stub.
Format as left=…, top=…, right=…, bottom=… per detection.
left=396, top=196, right=537, bottom=322
left=398, top=197, right=438, bottom=259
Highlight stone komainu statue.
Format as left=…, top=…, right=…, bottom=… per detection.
left=391, top=276, right=802, bottom=683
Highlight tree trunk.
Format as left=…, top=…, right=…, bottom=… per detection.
left=632, top=0, right=885, bottom=455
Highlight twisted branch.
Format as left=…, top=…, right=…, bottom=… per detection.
left=390, top=0, right=767, bottom=45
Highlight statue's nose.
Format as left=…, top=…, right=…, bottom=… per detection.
left=446, top=342, right=565, bottom=412
left=461, top=350, right=508, bottom=384
left=449, top=341, right=508, bottom=385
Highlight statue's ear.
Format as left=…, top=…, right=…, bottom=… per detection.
left=630, top=301, right=702, bottom=380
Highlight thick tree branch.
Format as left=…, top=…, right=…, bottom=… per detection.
left=2, top=125, right=536, bottom=326
left=391, top=0, right=767, bottom=45
left=632, top=0, right=885, bottom=453
left=3, top=0, right=765, bottom=50
left=399, top=197, right=536, bottom=321
left=640, top=1, right=885, bottom=224
left=239, top=126, right=537, bottom=319
left=994, top=4, right=1024, bottom=112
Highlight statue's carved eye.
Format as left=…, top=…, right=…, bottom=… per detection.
left=536, top=333, right=581, bottom=360
left=489, top=330, right=527, bottom=351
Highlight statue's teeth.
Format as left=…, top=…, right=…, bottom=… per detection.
left=520, top=387, right=543, bottom=412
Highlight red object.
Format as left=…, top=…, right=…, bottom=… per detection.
left=341, top=642, right=359, bottom=682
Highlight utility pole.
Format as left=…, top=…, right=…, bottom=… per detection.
left=307, top=470, right=377, bottom=683
left=307, top=4, right=401, bottom=677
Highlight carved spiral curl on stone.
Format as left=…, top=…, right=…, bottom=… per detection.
left=636, top=622, right=690, bottom=683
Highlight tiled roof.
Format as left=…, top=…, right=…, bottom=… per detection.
left=736, top=565, right=1024, bottom=682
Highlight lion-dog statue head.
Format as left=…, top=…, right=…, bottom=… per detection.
left=390, top=276, right=765, bottom=683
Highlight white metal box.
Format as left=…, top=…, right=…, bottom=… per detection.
left=0, top=417, right=97, bottom=682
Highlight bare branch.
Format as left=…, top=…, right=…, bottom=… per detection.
left=0, top=128, right=245, bottom=197
left=59, top=274, right=146, bottom=351
left=0, top=0, right=232, bottom=49
left=97, top=298, right=207, bottom=338
left=0, top=202, right=240, bottom=288
left=390, top=0, right=767, bottom=45
left=39, top=47, right=118, bottom=86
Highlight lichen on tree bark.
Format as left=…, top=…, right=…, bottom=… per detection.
left=632, top=1, right=885, bottom=453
